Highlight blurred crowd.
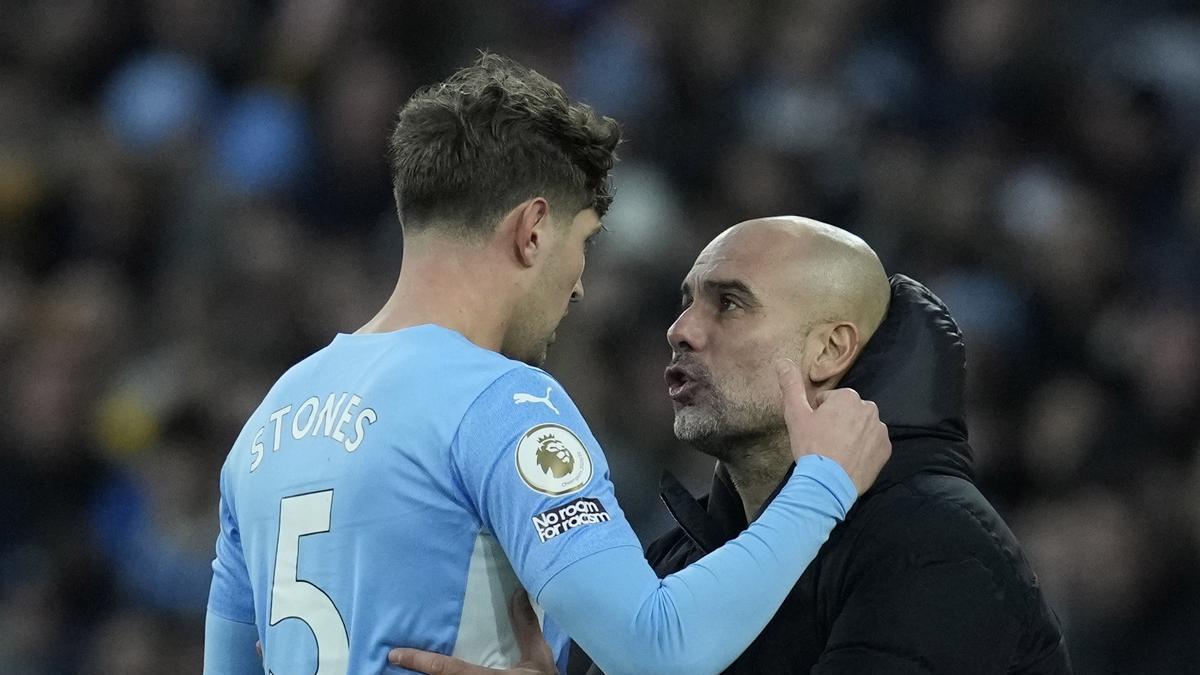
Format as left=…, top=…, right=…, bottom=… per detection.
left=2, top=0, right=1199, bottom=672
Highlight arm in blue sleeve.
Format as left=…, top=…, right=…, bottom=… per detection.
left=206, top=463, right=260, bottom=673
left=203, top=611, right=261, bottom=675
left=208, top=469, right=256, bottom=622
left=537, top=455, right=855, bottom=675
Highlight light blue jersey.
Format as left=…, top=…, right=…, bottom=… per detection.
left=208, top=325, right=635, bottom=673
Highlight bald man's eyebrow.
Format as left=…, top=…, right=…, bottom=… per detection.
left=703, top=279, right=762, bottom=307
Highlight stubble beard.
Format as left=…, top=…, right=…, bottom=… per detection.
left=530, top=342, right=550, bottom=367
left=506, top=290, right=562, bottom=367
left=673, top=389, right=781, bottom=462
left=504, top=328, right=551, bottom=367
left=518, top=332, right=552, bottom=367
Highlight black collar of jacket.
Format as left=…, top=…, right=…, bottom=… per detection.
left=659, top=274, right=975, bottom=554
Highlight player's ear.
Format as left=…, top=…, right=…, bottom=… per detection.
left=511, top=197, right=551, bottom=268
left=806, top=322, right=861, bottom=386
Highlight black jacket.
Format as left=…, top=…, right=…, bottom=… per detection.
left=641, top=275, right=1071, bottom=674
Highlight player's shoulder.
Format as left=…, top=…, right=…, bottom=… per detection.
left=490, top=360, right=563, bottom=389
left=467, top=361, right=576, bottom=417
left=300, top=324, right=532, bottom=400
left=456, top=361, right=601, bottom=497
left=399, top=324, right=545, bottom=389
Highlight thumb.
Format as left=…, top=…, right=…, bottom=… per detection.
left=509, top=588, right=557, bottom=670
left=388, top=648, right=444, bottom=672
left=389, top=648, right=477, bottom=674
left=774, top=358, right=812, bottom=417
left=508, top=589, right=543, bottom=655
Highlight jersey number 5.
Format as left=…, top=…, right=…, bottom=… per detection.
left=269, top=490, right=349, bottom=674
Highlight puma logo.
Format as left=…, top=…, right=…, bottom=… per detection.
left=513, top=387, right=559, bottom=415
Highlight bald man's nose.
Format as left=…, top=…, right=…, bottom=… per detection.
left=667, top=306, right=704, bottom=353
left=570, top=279, right=584, bottom=303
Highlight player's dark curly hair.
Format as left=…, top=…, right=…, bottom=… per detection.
left=388, top=53, right=620, bottom=238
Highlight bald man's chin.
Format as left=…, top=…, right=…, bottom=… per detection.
left=673, top=411, right=720, bottom=445
left=675, top=423, right=735, bottom=461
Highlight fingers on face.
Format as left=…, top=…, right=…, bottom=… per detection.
left=814, top=387, right=854, bottom=407
left=774, top=359, right=814, bottom=421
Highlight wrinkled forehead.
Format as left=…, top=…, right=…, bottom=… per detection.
left=684, top=227, right=801, bottom=296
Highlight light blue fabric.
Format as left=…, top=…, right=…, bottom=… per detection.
left=203, top=611, right=261, bottom=675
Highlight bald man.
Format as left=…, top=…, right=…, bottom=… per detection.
left=664, top=217, right=892, bottom=524
left=392, top=217, right=1071, bottom=674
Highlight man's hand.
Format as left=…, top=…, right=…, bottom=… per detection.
left=775, top=359, right=890, bottom=494
left=388, top=589, right=558, bottom=675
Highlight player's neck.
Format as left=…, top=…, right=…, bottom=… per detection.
left=720, top=432, right=793, bottom=524
left=357, top=240, right=514, bottom=353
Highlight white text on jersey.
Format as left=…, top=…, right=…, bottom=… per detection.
left=250, top=393, right=378, bottom=471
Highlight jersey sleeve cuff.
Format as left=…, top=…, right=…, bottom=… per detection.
left=794, top=454, right=858, bottom=518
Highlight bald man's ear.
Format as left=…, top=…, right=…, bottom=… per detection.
left=805, top=322, right=861, bottom=386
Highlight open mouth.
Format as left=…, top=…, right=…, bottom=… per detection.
left=664, top=364, right=702, bottom=402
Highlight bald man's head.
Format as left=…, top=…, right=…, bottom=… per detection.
left=666, top=216, right=889, bottom=457
left=719, top=216, right=890, bottom=342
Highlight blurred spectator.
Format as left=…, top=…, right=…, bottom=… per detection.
left=2, top=1, right=1198, bottom=672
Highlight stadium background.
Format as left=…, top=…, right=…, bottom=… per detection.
left=2, top=1, right=1199, bottom=672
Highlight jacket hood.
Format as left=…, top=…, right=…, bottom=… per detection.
left=839, top=273, right=973, bottom=487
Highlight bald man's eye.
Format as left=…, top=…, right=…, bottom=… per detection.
left=719, top=295, right=740, bottom=312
